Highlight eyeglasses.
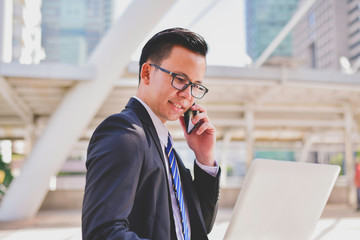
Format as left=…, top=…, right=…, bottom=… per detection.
left=149, top=64, right=209, bottom=99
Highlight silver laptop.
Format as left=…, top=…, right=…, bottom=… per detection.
left=223, top=159, right=340, bottom=240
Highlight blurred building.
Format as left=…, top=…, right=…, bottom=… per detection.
left=293, top=0, right=360, bottom=71
left=245, top=0, right=299, bottom=61
left=1, top=0, right=360, bottom=220
left=293, top=0, right=348, bottom=70
left=348, top=0, right=360, bottom=66
left=41, top=0, right=114, bottom=64
left=0, top=0, right=45, bottom=64
left=0, top=0, right=11, bottom=62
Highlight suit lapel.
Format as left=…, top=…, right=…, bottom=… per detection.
left=125, top=98, right=166, bottom=168
left=125, top=98, right=177, bottom=239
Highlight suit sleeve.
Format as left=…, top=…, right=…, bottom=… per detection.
left=82, top=115, right=148, bottom=240
left=193, top=163, right=221, bottom=233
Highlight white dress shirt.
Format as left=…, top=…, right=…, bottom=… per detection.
left=133, top=96, right=219, bottom=239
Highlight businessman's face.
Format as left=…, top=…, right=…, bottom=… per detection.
left=143, top=45, right=206, bottom=123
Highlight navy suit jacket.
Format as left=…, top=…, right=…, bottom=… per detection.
left=82, top=98, right=220, bottom=240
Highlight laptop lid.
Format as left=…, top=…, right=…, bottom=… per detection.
left=223, top=159, right=340, bottom=240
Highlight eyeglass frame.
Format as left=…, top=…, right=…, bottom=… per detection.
left=149, top=63, right=209, bottom=99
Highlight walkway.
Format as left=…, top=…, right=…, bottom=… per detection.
left=0, top=204, right=359, bottom=239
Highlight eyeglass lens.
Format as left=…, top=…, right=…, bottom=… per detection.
left=172, top=75, right=206, bottom=98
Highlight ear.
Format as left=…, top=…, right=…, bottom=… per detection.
left=140, top=63, right=151, bottom=85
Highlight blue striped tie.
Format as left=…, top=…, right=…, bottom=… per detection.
left=165, top=133, right=190, bottom=240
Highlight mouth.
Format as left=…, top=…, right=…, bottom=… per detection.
left=169, top=101, right=185, bottom=111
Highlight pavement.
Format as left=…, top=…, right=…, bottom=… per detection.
left=0, top=204, right=359, bottom=240
left=208, top=204, right=360, bottom=240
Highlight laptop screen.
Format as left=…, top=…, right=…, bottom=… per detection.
left=223, top=159, right=340, bottom=240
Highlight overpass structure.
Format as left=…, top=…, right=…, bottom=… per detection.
left=0, top=0, right=359, bottom=221
left=1, top=51, right=360, bottom=220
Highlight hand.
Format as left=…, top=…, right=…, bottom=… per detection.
left=179, top=104, right=216, bottom=166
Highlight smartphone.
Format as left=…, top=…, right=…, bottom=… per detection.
left=184, top=104, right=199, bottom=134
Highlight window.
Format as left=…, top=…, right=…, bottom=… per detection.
left=309, top=12, right=316, bottom=28
left=348, top=5, right=359, bottom=15
left=310, top=43, right=317, bottom=68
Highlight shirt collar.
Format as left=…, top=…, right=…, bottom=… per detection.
left=133, top=96, right=169, bottom=147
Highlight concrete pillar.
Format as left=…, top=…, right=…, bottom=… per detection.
left=299, top=133, right=317, bottom=162
left=245, top=105, right=254, bottom=167
left=0, top=0, right=13, bottom=62
left=220, top=130, right=233, bottom=186
left=23, top=124, right=36, bottom=157
left=344, top=105, right=356, bottom=207
left=0, top=0, right=176, bottom=221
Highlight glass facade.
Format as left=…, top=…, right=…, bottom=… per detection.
left=245, top=0, right=299, bottom=61
left=41, top=0, right=114, bottom=64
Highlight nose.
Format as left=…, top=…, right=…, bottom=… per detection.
left=178, top=84, right=192, bottom=99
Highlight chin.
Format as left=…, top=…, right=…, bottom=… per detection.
left=168, top=115, right=180, bottom=122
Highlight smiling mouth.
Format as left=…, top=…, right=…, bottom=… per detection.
left=170, top=101, right=184, bottom=110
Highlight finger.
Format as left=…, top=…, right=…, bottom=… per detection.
left=192, top=104, right=206, bottom=113
left=193, top=111, right=209, bottom=124
left=196, top=121, right=215, bottom=135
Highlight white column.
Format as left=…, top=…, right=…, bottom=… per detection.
left=245, top=105, right=254, bottom=168
left=344, top=104, right=356, bottom=207
left=0, top=0, right=13, bottom=62
left=299, top=133, right=317, bottom=162
left=220, top=130, right=233, bottom=186
left=0, top=0, right=176, bottom=221
left=0, top=0, right=4, bottom=61
left=23, top=123, right=36, bottom=156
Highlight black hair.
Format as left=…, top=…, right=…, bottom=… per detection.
left=138, top=27, right=209, bottom=82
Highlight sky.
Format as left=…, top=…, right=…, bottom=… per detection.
left=114, top=0, right=251, bottom=67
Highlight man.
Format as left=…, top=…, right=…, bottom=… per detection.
left=82, top=28, right=221, bottom=240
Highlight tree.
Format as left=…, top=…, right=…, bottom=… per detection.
left=0, top=154, right=13, bottom=199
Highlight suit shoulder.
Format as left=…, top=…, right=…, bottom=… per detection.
left=86, top=110, right=147, bottom=167
left=91, top=109, right=145, bottom=143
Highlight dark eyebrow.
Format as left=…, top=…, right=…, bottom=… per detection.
left=174, top=71, right=202, bottom=84
left=174, top=71, right=190, bottom=79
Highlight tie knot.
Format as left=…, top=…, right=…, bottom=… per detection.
left=167, top=132, right=173, bottom=145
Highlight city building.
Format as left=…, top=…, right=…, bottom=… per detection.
left=41, top=0, right=114, bottom=64
left=293, top=0, right=349, bottom=70
left=0, top=0, right=45, bottom=64
left=245, top=0, right=299, bottom=62
left=0, top=0, right=12, bottom=62
left=348, top=0, right=360, bottom=67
